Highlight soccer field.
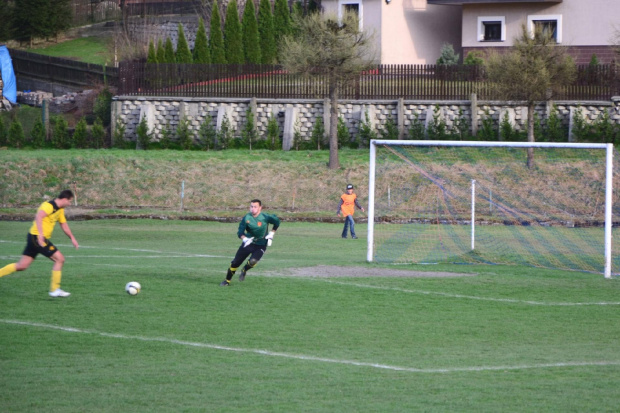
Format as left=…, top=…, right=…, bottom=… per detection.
left=1, top=219, right=619, bottom=412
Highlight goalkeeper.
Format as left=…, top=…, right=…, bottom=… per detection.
left=220, top=199, right=280, bottom=286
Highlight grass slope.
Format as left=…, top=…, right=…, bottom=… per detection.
left=0, top=220, right=619, bottom=412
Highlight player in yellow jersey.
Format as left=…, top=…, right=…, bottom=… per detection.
left=0, top=190, right=79, bottom=297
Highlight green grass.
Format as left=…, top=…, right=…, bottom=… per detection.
left=26, top=36, right=113, bottom=66
left=1, top=219, right=619, bottom=412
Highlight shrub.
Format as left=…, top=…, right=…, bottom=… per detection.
left=176, top=116, right=193, bottom=149
left=113, top=117, right=127, bottom=148
left=337, top=116, right=349, bottom=147
left=175, top=24, right=193, bottom=63
left=241, top=108, right=258, bottom=149
left=478, top=109, right=496, bottom=140
left=499, top=111, right=514, bottom=141
left=92, top=118, right=105, bottom=149
left=136, top=117, right=151, bottom=150
left=52, top=116, right=69, bottom=149
left=198, top=116, right=217, bottom=150
left=193, top=17, right=211, bottom=64
left=8, top=120, right=26, bottom=148
left=593, top=109, right=617, bottom=144
left=436, top=43, right=459, bottom=65
left=380, top=115, right=399, bottom=140
left=408, top=114, right=425, bottom=140
left=30, top=118, right=46, bottom=148
left=544, top=105, right=565, bottom=142
left=464, top=51, right=484, bottom=66
left=358, top=110, right=377, bottom=147
left=72, top=118, right=88, bottom=148
left=451, top=109, right=470, bottom=140
left=266, top=114, right=280, bottom=150
left=217, top=114, right=233, bottom=149
left=94, top=87, right=113, bottom=127
left=0, top=116, right=7, bottom=146
left=159, top=121, right=173, bottom=149
left=427, top=105, right=448, bottom=140
left=570, top=106, right=591, bottom=142
left=310, top=116, right=326, bottom=150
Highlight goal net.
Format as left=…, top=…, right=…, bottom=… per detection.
left=367, top=140, right=618, bottom=277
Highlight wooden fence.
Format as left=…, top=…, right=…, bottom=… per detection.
left=10, top=49, right=118, bottom=90
left=117, top=61, right=619, bottom=101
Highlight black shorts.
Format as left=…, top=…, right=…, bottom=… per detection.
left=231, top=243, right=267, bottom=268
left=22, top=233, right=59, bottom=259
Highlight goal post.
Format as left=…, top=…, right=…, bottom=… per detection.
left=367, top=140, right=615, bottom=278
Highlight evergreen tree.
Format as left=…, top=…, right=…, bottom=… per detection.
left=30, top=118, right=46, bottom=148
left=147, top=40, right=158, bottom=63
left=210, top=0, right=226, bottom=64
left=13, top=0, right=49, bottom=44
left=175, top=23, right=193, bottom=63
left=8, top=120, right=25, bottom=148
left=0, top=116, right=7, bottom=146
left=91, top=118, right=105, bottom=149
left=164, top=37, right=176, bottom=63
left=193, top=17, right=211, bottom=64
left=52, top=116, right=68, bottom=149
left=242, top=0, right=261, bottom=64
left=224, top=0, right=244, bottom=64
left=0, top=1, right=14, bottom=42
left=273, top=0, right=292, bottom=55
left=156, top=39, right=166, bottom=63
left=72, top=118, right=88, bottom=148
left=258, top=0, right=277, bottom=64
left=47, top=0, right=71, bottom=39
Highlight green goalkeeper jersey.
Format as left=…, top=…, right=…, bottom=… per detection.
left=237, top=212, right=280, bottom=246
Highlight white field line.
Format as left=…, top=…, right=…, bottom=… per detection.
left=2, top=318, right=619, bottom=374
left=307, top=279, right=620, bottom=306
left=0, top=239, right=225, bottom=258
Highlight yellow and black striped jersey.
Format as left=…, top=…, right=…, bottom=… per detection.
left=29, top=201, right=67, bottom=239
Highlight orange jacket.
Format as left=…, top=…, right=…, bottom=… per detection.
left=338, top=193, right=363, bottom=217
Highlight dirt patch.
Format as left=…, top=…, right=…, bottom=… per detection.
left=283, top=265, right=476, bottom=278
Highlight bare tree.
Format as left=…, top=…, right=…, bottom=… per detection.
left=280, top=12, right=377, bottom=169
left=485, top=25, right=576, bottom=168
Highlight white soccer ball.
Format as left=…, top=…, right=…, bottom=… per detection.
left=125, top=281, right=141, bottom=296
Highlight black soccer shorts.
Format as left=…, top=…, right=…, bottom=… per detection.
left=230, top=243, right=266, bottom=268
left=22, top=233, right=59, bottom=259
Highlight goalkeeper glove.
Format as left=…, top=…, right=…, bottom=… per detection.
left=242, top=237, right=254, bottom=247
left=265, top=231, right=275, bottom=240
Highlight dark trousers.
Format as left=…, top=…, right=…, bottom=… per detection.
left=342, top=215, right=356, bottom=238
left=231, top=243, right=267, bottom=268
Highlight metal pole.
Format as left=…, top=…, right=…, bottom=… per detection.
left=367, top=140, right=377, bottom=262
left=180, top=180, right=185, bottom=212
left=604, top=144, right=613, bottom=278
left=471, top=179, right=476, bottom=251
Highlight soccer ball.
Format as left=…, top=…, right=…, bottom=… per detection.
left=125, top=281, right=141, bottom=296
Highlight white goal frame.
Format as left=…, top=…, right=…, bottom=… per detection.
left=367, top=140, right=615, bottom=278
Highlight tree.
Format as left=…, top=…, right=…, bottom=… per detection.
left=193, top=17, right=211, bottom=64
left=13, top=0, right=49, bottom=45
left=175, top=23, right=193, bottom=63
left=147, top=40, right=158, bottom=63
left=224, top=0, right=244, bottom=64
left=0, top=1, right=14, bottom=42
left=281, top=12, right=377, bottom=169
left=210, top=0, right=226, bottom=64
left=485, top=25, right=576, bottom=168
left=436, top=43, right=459, bottom=65
left=156, top=39, right=166, bottom=63
left=47, top=0, right=71, bottom=40
left=164, top=37, right=176, bottom=63
left=257, top=0, right=277, bottom=64
left=242, top=0, right=261, bottom=64
left=273, top=0, right=292, bottom=59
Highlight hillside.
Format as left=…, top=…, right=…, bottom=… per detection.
left=0, top=149, right=370, bottom=221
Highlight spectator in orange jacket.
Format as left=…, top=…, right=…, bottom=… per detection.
left=337, top=184, right=364, bottom=239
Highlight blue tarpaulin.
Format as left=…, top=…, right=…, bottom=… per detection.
left=0, top=45, right=17, bottom=104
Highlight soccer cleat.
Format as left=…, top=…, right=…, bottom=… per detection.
left=49, top=288, right=70, bottom=297
left=219, top=280, right=230, bottom=286
left=239, top=268, right=247, bottom=282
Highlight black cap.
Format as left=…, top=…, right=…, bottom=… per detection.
left=346, top=184, right=354, bottom=190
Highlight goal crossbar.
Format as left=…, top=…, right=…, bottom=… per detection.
left=367, top=140, right=614, bottom=278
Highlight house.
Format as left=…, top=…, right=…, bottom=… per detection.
left=321, top=0, right=463, bottom=64
left=429, top=0, right=620, bottom=64
left=323, top=0, right=620, bottom=65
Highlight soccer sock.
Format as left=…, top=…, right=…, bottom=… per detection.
left=0, top=263, right=17, bottom=277
left=243, top=262, right=256, bottom=272
left=226, top=267, right=237, bottom=281
left=50, top=270, right=62, bottom=291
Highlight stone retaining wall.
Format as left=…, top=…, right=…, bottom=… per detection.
left=111, top=95, right=620, bottom=147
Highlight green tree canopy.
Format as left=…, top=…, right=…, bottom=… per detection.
left=210, top=0, right=226, bottom=64
left=164, top=37, right=176, bottom=63
left=273, top=0, right=292, bottom=58
left=147, top=40, right=157, bottom=63
left=224, top=0, right=244, bottom=64
left=242, top=0, right=261, bottom=64
left=156, top=39, right=166, bottom=63
left=281, top=12, right=377, bottom=169
left=175, top=23, right=193, bottom=63
left=485, top=25, right=576, bottom=167
left=257, top=0, right=277, bottom=64
left=193, top=17, right=211, bottom=64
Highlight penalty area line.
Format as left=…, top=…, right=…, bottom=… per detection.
left=2, top=319, right=619, bottom=374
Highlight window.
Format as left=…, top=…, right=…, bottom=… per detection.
left=527, top=15, right=562, bottom=43
left=477, top=16, right=505, bottom=42
left=338, top=0, right=363, bottom=30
